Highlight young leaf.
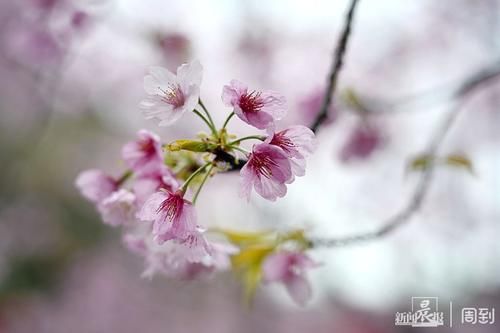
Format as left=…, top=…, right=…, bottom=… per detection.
left=444, top=154, right=474, bottom=175
left=408, top=154, right=434, bottom=172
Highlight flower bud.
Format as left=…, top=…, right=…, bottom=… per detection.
left=166, top=140, right=216, bottom=152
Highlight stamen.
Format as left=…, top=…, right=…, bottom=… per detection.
left=271, top=133, right=296, bottom=153
left=251, top=153, right=278, bottom=179
left=158, top=84, right=186, bottom=108
left=239, top=91, right=265, bottom=113
left=139, top=136, right=156, bottom=157
left=157, top=194, right=184, bottom=222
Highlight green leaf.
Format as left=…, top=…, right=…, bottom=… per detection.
left=444, top=154, right=474, bottom=175
left=217, top=229, right=276, bottom=248
left=230, top=244, right=275, bottom=306
left=408, top=154, right=434, bottom=172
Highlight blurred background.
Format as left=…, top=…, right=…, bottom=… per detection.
left=1, top=0, right=500, bottom=332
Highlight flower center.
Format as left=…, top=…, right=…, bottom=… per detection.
left=158, top=84, right=186, bottom=108
left=251, top=153, right=277, bottom=179
left=139, top=137, right=156, bottom=158
left=157, top=193, right=184, bottom=222
left=239, top=91, right=264, bottom=113
left=271, top=133, right=295, bottom=154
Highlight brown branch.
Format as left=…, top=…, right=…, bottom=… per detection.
left=356, top=60, right=500, bottom=115
left=310, top=0, right=360, bottom=133
left=223, top=0, right=361, bottom=171
left=218, top=0, right=500, bottom=245
left=310, top=63, right=500, bottom=248
left=311, top=101, right=461, bottom=248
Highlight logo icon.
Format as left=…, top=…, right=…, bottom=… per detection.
left=395, top=297, right=444, bottom=327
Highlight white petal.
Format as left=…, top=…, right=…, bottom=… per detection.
left=177, top=60, right=203, bottom=87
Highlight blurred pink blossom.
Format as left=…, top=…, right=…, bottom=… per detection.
left=262, top=251, right=319, bottom=306
left=298, top=89, right=337, bottom=127
left=339, top=122, right=386, bottom=163
left=98, top=189, right=136, bottom=227
left=155, top=32, right=191, bottom=71
left=75, top=169, right=117, bottom=204
left=132, top=167, right=180, bottom=206
left=122, top=130, right=164, bottom=177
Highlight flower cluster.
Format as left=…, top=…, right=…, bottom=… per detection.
left=76, top=61, right=318, bottom=305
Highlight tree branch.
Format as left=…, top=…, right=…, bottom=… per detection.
left=224, top=0, right=361, bottom=171
left=356, top=60, right=500, bottom=115
left=308, top=57, right=500, bottom=247
left=310, top=0, right=360, bottom=133
left=310, top=101, right=462, bottom=248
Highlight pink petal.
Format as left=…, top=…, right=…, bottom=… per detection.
left=260, top=91, right=287, bottom=120
left=123, top=233, right=147, bottom=255
left=245, top=109, right=274, bottom=130
left=155, top=201, right=197, bottom=244
left=254, top=174, right=287, bottom=201
left=137, top=191, right=167, bottom=221
left=239, top=162, right=255, bottom=201
left=285, top=275, right=312, bottom=306
left=122, top=129, right=163, bottom=176
left=289, top=157, right=306, bottom=178
left=262, top=252, right=291, bottom=282
left=282, top=125, right=317, bottom=157
left=221, top=84, right=241, bottom=106
left=75, top=169, right=116, bottom=203
left=98, top=189, right=136, bottom=226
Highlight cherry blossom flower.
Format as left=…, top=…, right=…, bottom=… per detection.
left=137, top=190, right=198, bottom=244
left=5, top=23, right=63, bottom=69
left=240, top=143, right=292, bottom=201
left=122, top=129, right=164, bottom=176
left=266, top=125, right=316, bottom=178
left=123, top=227, right=235, bottom=280
left=262, top=251, right=318, bottom=306
left=340, top=122, right=385, bottom=162
left=122, top=229, right=207, bottom=279
left=140, top=61, right=202, bottom=126
left=133, top=166, right=179, bottom=205
left=122, top=232, right=148, bottom=256
left=154, top=32, right=191, bottom=71
left=75, top=169, right=117, bottom=203
left=222, top=80, right=286, bottom=130
left=98, top=189, right=136, bottom=226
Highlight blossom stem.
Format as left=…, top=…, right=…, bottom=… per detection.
left=222, top=112, right=235, bottom=130
left=116, top=170, right=133, bottom=186
left=228, top=135, right=265, bottom=146
left=198, top=98, right=216, bottom=130
left=229, top=145, right=250, bottom=156
left=193, top=109, right=218, bottom=137
left=180, top=162, right=212, bottom=193
left=192, top=164, right=214, bottom=204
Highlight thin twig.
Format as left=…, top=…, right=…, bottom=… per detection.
left=355, top=60, right=500, bottom=115
left=310, top=0, right=360, bottom=133
left=311, top=99, right=463, bottom=248
left=222, top=0, right=360, bottom=171
left=311, top=59, right=500, bottom=247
